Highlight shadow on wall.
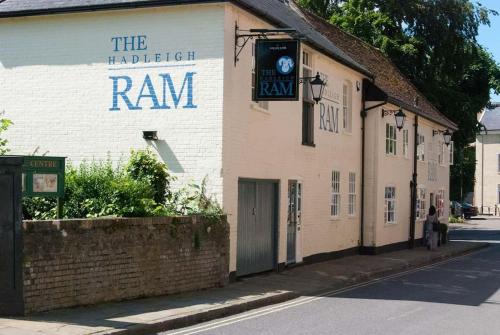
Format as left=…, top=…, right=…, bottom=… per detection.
left=151, top=140, right=185, bottom=173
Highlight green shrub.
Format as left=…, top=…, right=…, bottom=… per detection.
left=22, top=197, right=57, bottom=220
left=167, top=177, right=223, bottom=218
left=22, top=152, right=223, bottom=221
left=126, top=149, right=173, bottom=204
left=449, top=215, right=464, bottom=224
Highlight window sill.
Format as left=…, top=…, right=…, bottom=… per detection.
left=385, top=153, right=397, bottom=158
left=384, top=221, right=398, bottom=226
left=302, top=142, right=316, bottom=148
left=343, top=130, right=353, bottom=136
left=330, top=216, right=340, bottom=221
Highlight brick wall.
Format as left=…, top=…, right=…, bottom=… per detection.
left=22, top=216, right=229, bottom=314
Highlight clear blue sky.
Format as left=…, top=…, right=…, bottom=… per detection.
left=478, top=0, right=500, bottom=102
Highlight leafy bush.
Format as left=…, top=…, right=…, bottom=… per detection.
left=22, top=151, right=223, bottom=221
left=449, top=215, right=465, bottom=224
left=126, top=149, right=173, bottom=204
left=64, top=160, right=161, bottom=218
left=167, top=177, right=223, bottom=217
left=23, top=197, right=57, bottom=220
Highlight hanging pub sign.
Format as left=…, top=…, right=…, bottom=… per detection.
left=254, top=39, right=300, bottom=101
left=22, top=156, right=65, bottom=198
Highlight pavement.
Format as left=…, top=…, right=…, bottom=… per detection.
left=0, top=224, right=490, bottom=335
left=158, top=217, right=500, bottom=335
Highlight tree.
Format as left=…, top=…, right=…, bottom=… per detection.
left=299, top=0, right=500, bottom=200
left=0, top=117, right=12, bottom=155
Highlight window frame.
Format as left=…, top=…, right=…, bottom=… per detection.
left=342, top=81, right=352, bottom=133
left=417, top=134, right=425, bottom=162
left=436, top=189, right=445, bottom=218
left=385, top=123, right=397, bottom=155
left=302, top=50, right=315, bottom=146
left=331, top=170, right=341, bottom=218
left=384, top=186, right=397, bottom=224
left=416, top=186, right=427, bottom=220
left=348, top=172, right=356, bottom=216
left=403, top=129, right=409, bottom=159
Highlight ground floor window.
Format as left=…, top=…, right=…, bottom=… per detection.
left=436, top=189, right=445, bottom=217
left=384, top=187, right=396, bottom=224
left=331, top=171, right=340, bottom=217
left=416, top=187, right=426, bottom=220
left=348, top=172, right=356, bottom=216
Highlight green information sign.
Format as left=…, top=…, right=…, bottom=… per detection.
left=22, top=156, right=65, bottom=198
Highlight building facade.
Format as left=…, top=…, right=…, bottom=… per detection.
left=0, top=0, right=456, bottom=276
left=475, top=103, right=500, bottom=214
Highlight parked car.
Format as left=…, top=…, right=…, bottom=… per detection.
left=450, top=201, right=463, bottom=217
left=461, top=202, right=478, bottom=219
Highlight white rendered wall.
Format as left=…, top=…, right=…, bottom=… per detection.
left=475, top=133, right=500, bottom=212
left=364, top=106, right=451, bottom=248
left=223, top=4, right=364, bottom=272
left=0, top=4, right=225, bottom=199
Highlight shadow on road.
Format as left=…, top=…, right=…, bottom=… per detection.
left=333, top=221, right=500, bottom=307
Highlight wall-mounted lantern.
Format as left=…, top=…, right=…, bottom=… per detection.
left=433, top=129, right=452, bottom=146
left=300, top=72, right=326, bottom=104
left=143, top=131, right=158, bottom=141
left=381, top=108, right=406, bottom=131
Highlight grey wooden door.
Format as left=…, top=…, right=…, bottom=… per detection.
left=0, top=157, right=24, bottom=315
left=237, top=180, right=277, bottom=276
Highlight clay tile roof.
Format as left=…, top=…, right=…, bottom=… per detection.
left=298, top=7, right=457, bottom=130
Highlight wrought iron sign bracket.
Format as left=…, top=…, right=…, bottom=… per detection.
left=234, top=23, right=300, bottom=66
left=381, top=108, right=402, bottom=117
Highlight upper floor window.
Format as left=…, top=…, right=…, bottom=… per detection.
left=417, top=134, right=425, bottom=161
left=449, top=141, right=454, bottom=165
left=384, top=187, right=396, bottom=224
left=331, top=170, right=341, bottom=218
left=343, top=81, right=352, bottom=133
left=302, top=51, right=314, bottom=146
left=386, top=123, right=397, bottom=155
left=403, top=129, right=409, bottom=158
left=428, top=160, right=437, bottom=182
left=438, top=141, right=445, bottom=165
left=251, top=43, right=269, bottom=111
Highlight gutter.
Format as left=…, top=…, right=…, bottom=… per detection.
left=409, top=115, right=418, bottom=248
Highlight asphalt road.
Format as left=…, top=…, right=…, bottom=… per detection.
left=160, top=218, right=500, bottom=335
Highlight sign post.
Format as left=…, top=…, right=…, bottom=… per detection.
left=254, top=39, right=300, bottom=101
left=22, top=156, right=65, bottom=219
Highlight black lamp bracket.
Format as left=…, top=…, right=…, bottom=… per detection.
left=234, top=23, right=300, bottom=66
left=381, top=108, right=402, bottom=117
left=299, top=75, right=324, bottom=84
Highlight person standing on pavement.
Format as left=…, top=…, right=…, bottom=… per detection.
left=425, top=206, right=439, bottom=250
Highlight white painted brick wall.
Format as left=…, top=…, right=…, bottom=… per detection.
left=0, top=4, right=225, bottom=200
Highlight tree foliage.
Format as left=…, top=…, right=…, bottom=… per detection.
left=299, top=0, right=500, bottom=199
left=0, top=117, right=12, bottom=155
